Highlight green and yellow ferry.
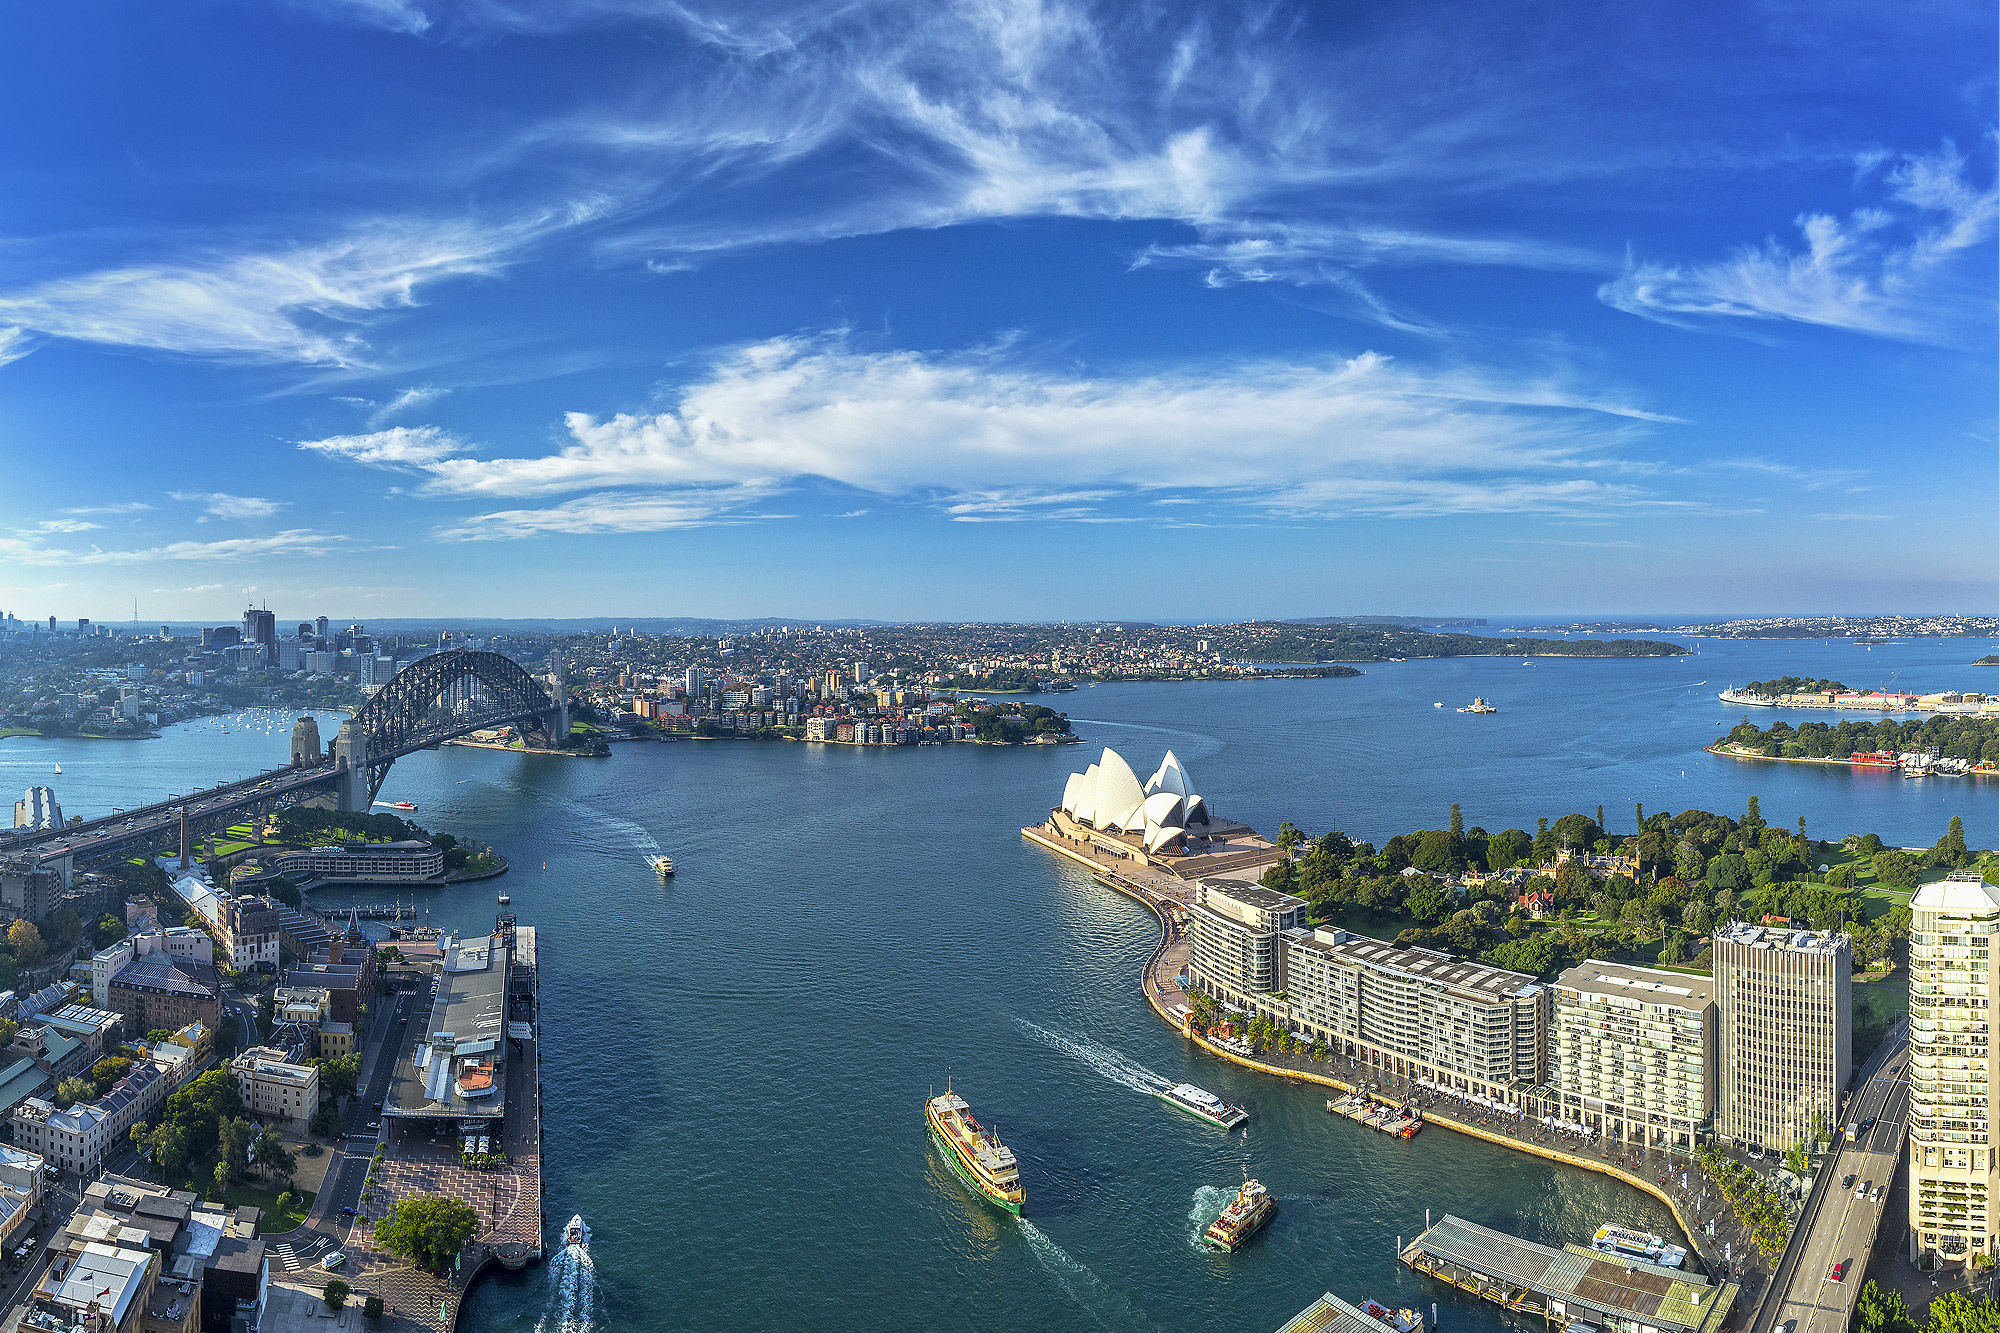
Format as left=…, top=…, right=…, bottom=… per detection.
left=927, top=1088, right=1025, bottom=1215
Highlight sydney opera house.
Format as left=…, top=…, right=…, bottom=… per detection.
left=1056, top=747, right=1210, bottom=854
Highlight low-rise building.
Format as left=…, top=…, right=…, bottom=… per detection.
left=1551, top=961, right=1715, bottom=1149
left=315, top=1020, right=355, bottom=1061
left=41, top=1003, right=124, bottom=1062
left=217, top=896, right=280, bottom=972
left=12, top=1061, right=167, bottom=1175
left=229, top=1047, right=318, bottom=1132
left=92, top=930, right=213, bottom=1007
left=269, top=840, right=444, bottom=884
left=106, top=954, right=221, bottom=1038
left=21, top=1240, right=157, bottom=1333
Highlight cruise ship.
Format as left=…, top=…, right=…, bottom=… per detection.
left=926, top=1089, right=1025, bottom=1215
left=1590, top=1223, right=1686, bottom=1269
left=1156, top=1083, right=1249, bottom=1129
left=1203, top=1178, right=1276, bottom=1251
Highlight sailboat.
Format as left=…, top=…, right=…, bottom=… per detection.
left=52, top=763, right=61, bottom=775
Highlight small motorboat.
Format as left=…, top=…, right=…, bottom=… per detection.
left=564, top=1214, right=589, bottom=1249
left=497, top=894, right=510, bottom=905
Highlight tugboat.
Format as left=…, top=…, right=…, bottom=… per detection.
left=1202, top=1177, right=1276, bottom=1251
left=926, top=1087, right=1026, bottom=1215
left=652, top=855, right=675, bottom=877
left=1156, top=1083, right=1249, bottom=1129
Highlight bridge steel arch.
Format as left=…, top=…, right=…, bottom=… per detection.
left=336, top=648, right=566, bottom=808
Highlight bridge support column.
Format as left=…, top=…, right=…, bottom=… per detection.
left=333, top=720, right=370, bottom=813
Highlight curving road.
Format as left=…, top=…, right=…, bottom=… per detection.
left=1753, top=1029, right=1911, bottom=1333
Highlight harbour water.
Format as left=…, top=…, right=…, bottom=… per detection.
left=0, top=636, right=1991, bottom=1332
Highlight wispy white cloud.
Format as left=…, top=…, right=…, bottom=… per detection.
left=152, top=583, right=227, bottom=594
left=3, top=531, right=354, bottom=566
left=0, top=327, right=32, bottom=367
left=298, top=425, right=471, bottom=467
left=0, top=206, right=601, bottom=368
left=61, top=502, right=152, bottom=515
left=1600, top=143, right=1996, bottom=343
left=303, top=331, right=1682, bottom=532
left=16, top=519, right=101, bottom=535
left=367, top=384, right=449, bottom=426
left=286, top=0, right=432, bottom=34
left=170, top=491, right=290, bottom=520
left=432, top=486, right=775, bottom=540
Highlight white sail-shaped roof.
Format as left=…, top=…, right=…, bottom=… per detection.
left=1147, top=751, right=1190, bottom=800
left=1071, top=763, right=1099, bottom=823
left=1182, top=793, right=1209, bottom=827
left=1092, top=748, right=1148, bottom=832
left=1144, top=823, right=1185, bottom=852
left=1061, top=772, right=1085, bottom=816
left=1143, top=790, right=1185, bottom=831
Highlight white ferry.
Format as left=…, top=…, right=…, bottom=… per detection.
left=1156, top=1083, right=1249, bottom=1129
left=1591, top=1223, right=1686, bottom=1269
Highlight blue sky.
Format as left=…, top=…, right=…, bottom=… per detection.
left=0, top=0, right=1993, bottom=623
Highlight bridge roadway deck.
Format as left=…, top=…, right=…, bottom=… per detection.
left=10, top=761, right=340, bottom=869
left=1749, top=1028, right=1911, bottom=1333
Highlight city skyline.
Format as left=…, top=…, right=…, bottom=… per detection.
left=1, top=0, right=1994, bottom=620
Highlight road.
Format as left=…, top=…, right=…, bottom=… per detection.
left=1754, top=1036, right=1912, bottom=1333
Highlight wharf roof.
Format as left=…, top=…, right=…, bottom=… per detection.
left=1555, top=961, right=1714, bottom=1011
left=1275, top=1293, right=1411, bottom=1333
left=1406, top=1215, right=1734, bottom=1333
left=1292, top=930, right=1541, bottom=1001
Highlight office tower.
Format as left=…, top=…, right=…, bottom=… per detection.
left=1908, top=873, right=2000, bottom=1268
left=853, top=661, right=871, bottom=684
left=1552, top=961, right=1715, bottom=1149
left=243, top=607, right=277, bottom=663
left=202, top=626, right=242, bottom=649
left=297, top=622, right=314, bottom=641
left=77, top=618, right=90, bottom=634
left=1712, top=922, right=1850, bottom=1150
left=314, top=615, right=329, bottom=639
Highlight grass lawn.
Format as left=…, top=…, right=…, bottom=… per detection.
left=0, top=727, right=41, bottom=739
left=163, top=1180, right=314, bottom=1231
left=1853, top=973, right=1909, bottom=1068
left=211, top=839, right=255, bottom=856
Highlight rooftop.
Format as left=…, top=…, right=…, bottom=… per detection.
left=1275, top=1293, right=1412, bottom=1333
left=1912, top=877, right=2000, bottom=917
left=1555, top=960, right=1714, bottom=1010
left=387, top=934, right=511, bottom=1120
left=1406, top=1215, right=1734, bottom=1333
left=1712, top=921, right=1849, bottom=956
left=1291, top=928, right=1541, bottom=1001
left=110, top=953, right=218, bottom=1000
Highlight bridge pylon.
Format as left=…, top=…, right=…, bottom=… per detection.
left=333, top=719, right=370, bottom=813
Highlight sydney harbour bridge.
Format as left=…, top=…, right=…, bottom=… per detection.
left=6, top=649, right=569, bottom=877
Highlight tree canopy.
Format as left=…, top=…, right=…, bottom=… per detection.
left=373, top=1195, right=479, bottom=1272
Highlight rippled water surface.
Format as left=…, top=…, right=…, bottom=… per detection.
left=3, top=637, right=1991, bottom=1331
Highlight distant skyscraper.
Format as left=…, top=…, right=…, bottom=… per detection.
left=1908, top=873, right=2000, bottom=1268
left=297, top=622, right=314, bottom=642
left=202, top=626, right=242, bottom=649
left=77, top=618, right=90, bottom=635
left=46, top=616, right=54, bottom=632
left=314, top=615, right=329, bottom=639
left=1712, top=922, right=1850, bottom=1151
left=243, top=607, right=277, bottom=664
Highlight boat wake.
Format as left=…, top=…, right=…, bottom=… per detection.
left=533, top=1236, right=596, bottom=1333
left=1017, top=1217, right=1156, bottom=1331
left=538, top=793, right=665, bottom=871
left=1185, top=1185, right=1235, bottom=1252
left=1015, top=1020, right=1169, bottom=1097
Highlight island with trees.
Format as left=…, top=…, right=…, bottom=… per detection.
left=1715, top=715, right=1997, bottom=768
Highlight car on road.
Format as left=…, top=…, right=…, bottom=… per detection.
left=1856, top=1179, right=1869, bottom=1199
left=323, top=1251, right=347, bottom=1270
left=1828, top=1261, right=1846, bottom=1283
left=339, top=1206, right=356, bottom=1216
left=1871, top=1185, right=1883, bottom=1202
left=1843, top=1174, right=1856, bottom=1190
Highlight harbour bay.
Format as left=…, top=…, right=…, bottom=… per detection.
left=2, top=636, right=1991, bottom=1331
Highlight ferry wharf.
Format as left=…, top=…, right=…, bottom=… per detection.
left=1399, top=1213, right=1739, bottom=1333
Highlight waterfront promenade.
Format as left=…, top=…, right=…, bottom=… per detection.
left=1023, top=816, right=1750, bottom=1293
